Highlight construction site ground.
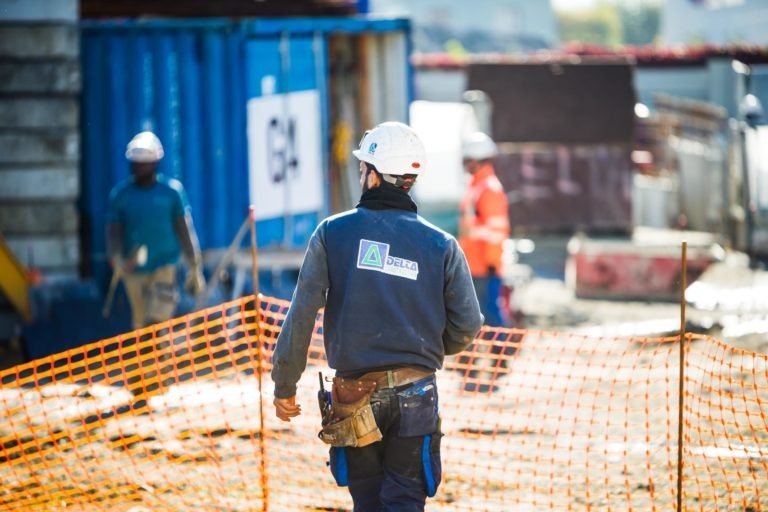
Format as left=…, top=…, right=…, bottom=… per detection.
left=2, top=254, right=768, bottom=510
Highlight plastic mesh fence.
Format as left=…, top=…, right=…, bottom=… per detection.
left=0, top=294, right=766, bottom=511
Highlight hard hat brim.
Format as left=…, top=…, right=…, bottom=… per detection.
left=352, top=149, right=376, bottom=165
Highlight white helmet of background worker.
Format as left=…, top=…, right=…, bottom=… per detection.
left=353, top=121, right=427, bottom=176
left=462, top=131, right=498, bottom=161
left=125, top=131, right=165, bottom=163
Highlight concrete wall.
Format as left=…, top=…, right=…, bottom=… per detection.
left=0, top=0, right=80, bottom=276
left=415, top=59, right=755, bottom=124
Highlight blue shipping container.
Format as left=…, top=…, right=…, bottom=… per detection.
left=81, top=16, right=412, bottom=286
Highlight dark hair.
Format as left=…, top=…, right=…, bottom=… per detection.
left=364, top=161, right=416, bottom=190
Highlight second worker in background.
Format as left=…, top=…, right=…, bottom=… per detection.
left=459, top=131, right=511, bottom=328
left=106, top=131, right=206, bottom=329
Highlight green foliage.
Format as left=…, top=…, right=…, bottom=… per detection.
left=444, top=38, right=468, bottom=58
left=557, top=5, right=623, bottom=47
left=556, top=2, right=661, bottom=48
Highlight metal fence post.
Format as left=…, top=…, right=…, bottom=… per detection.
left=677, top=241, right=688, bottom=511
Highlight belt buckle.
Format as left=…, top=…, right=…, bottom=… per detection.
left=386, top=370, right=395, bottom=388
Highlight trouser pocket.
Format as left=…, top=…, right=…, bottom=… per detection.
left=422, top=431, right=443, bottom=497
left=146, top=281, right=178, bottom=321
left=397, top=376, right=438, bottom=437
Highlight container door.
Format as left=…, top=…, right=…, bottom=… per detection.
left=244, top=33, right=328, bottom=249
left=326, top=30, right=411, bottom=213
left=81, top=24, right=249, bottom=285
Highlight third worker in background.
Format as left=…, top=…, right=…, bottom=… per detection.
left=106, top=131, right=206, bottom=329
left=459, top=131, right=511, bottom=327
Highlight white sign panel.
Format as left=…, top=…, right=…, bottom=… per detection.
left=247, top=90, right=323, bottom=220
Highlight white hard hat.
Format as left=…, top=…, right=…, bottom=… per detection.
left=352, top=121, right=426, bottom=176
left=462, top=131, right=498, bottom=160
left=125, top=131, right=164, bottom=163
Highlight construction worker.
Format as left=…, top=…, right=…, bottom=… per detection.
left=105, top=131, right=205, bottom=329
left=459, top=131, right=511, bottom=328
left=271, top=121, right=483, bottom=510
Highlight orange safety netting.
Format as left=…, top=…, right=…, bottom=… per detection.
left=0, top=294, right=766, bottom=511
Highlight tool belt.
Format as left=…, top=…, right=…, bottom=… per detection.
left=318, top=378, right=381, bottom=448
left=317, top=368, right=434, bottom=448
left=357, top=367, right=434, bottom=390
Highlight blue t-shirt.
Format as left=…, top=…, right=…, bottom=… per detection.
left=106, top=175, right=190, bottom=272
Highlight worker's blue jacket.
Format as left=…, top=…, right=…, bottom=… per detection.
left=271, top=189, right=483, bottom=399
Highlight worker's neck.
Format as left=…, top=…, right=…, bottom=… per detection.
left=133, top=174, right=157, bottom=188
left=470, top=162, right=495, bottom=181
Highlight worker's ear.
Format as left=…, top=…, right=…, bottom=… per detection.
left=366, top=166, right=381, bottom=189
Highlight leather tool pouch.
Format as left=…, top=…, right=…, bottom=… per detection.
left=318, top=378, right=382, bottom=448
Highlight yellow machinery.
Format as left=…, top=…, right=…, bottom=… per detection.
left=0, top=233, right=31, bottom=322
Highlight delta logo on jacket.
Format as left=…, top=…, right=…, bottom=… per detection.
left=357, top=239, right=419, bottom=280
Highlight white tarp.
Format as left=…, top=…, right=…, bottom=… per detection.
left=746, top=125, right=768, bottom=254
left=409, top=100, right=479, bottom=206
left=746, top=125, right=768, bottom=212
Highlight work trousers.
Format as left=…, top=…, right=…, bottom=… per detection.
left=122, top=264, right=178, bottom=329
left=465, top=276, right=516, bottom=392
left=329, top=375, right=442, bottom=512
left=472, top=275, right=505, bottom=327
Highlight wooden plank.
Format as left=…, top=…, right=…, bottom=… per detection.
left=0, top=25, right=78, bottom=59
left=81, top=0, right=356, bottom=18
left=0, top=98, right=79, bottom=130
left=5, top=235, right=79, bottom=270
left=0, top=62, right=81, bottom=94
left=0, top=167, right=78, bottom=200
left=0, top=133, right=79, bottom=164
left=0, top=203, right=78, bottom=235
left=0, top=0, right=77, bottom=22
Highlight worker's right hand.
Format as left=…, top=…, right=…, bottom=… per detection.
left=273, top=396, right=301, bottom=422
left=109, top=255, right=126, bottom=272
left=109, top=255, right=136, bottom=273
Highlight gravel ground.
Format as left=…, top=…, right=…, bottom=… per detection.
left=1, top=313, right=766, bottom=511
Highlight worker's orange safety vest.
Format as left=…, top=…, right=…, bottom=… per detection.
left=458, top=163, right=510, bottom=278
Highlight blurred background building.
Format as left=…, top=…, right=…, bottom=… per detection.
left=369, top=0, right=768, bottom=304
left=370, top=0, right=558, bottom=54
left=662, top=0, right=768, bottom=46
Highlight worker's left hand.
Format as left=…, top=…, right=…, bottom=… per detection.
left=274, top=396, right=301, bottom=422
left=184, top=265, right=206, bottom=295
